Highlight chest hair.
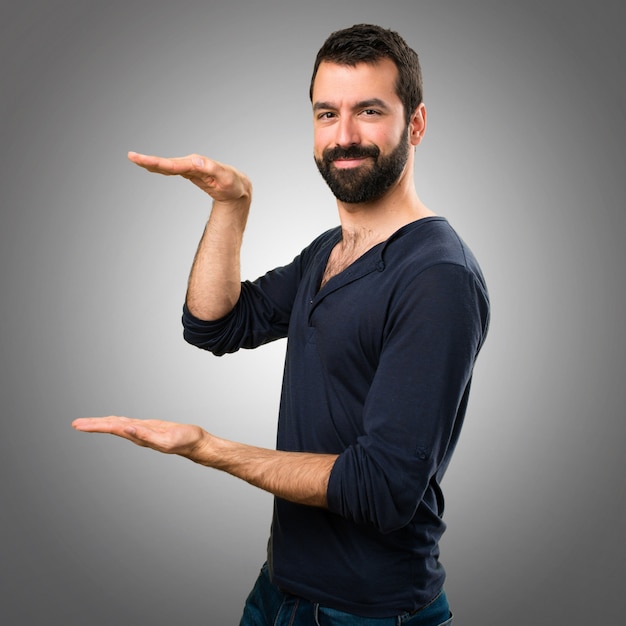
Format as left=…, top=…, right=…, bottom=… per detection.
left=320, top=231, right=384, bottom=289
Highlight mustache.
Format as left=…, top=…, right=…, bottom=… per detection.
left=322, top=144, right=380, bottom=162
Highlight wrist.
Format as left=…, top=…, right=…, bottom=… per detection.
left=185, top=430, right=218, bottom=466
left=212, top=194, right=251, bottom=220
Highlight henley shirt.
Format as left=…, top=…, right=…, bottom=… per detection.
left=182, top=216, right=490, bottom=617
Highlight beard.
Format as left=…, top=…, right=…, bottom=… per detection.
left=314, top=129, right=410, bottom=204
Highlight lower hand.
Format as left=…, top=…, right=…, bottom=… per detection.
left=72, top=416, right=209, bottom=458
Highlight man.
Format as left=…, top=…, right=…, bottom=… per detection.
left=73, top=24, right=489, bottom=625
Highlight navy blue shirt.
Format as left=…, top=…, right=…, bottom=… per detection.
left=182, top=217, right=490, bottom=617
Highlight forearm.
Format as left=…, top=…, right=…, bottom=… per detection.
left=73, top=416, right=337, bottom=508
left=186, top=197, right=250, bottom=321
left=189, top=434, right=338, bottom=508
left=125, top=151, right=252, bottom=321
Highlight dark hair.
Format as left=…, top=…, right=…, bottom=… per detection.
left=309, top=24, right=423, bottom=125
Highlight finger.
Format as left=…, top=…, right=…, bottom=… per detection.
left=127, top=151, right=218, bottom=179
left=72, top=416, right=156, bottom=451
left=72, top=415, right=132, bottom=434
left=127, top=151, right=182, bottom=175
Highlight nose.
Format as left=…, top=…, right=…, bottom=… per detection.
left=335, top=115, right=361, bottom=147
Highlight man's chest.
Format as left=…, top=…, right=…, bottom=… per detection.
left=319, top=237, right=387, bottom=289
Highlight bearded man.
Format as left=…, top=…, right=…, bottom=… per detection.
left=74, top=24, right=490, bottom=626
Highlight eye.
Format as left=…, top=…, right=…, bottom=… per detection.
left=317, top=111, right=336, bottom=120
left=361, top=109, right=381, bottom=116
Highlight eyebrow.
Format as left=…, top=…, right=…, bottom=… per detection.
left=313, top=98, right=390, bottom=112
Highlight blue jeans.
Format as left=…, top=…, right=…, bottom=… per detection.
left=239, top=564, right=453, bottom=626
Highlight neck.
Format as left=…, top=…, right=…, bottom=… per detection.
left=336, top=170, right=434, bottom=244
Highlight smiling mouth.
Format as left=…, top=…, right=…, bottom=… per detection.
left=332, top=157, right=371, bottom=169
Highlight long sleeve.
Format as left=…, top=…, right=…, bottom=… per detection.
left=326, top=262, right=490, bottom=533
left=181, top=228, right=340, bottom=357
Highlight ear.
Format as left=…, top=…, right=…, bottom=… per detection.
left=409, top=103, right=427, bottom=146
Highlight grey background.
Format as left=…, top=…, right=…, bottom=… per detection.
left=1, top=0, right=624, bottom=624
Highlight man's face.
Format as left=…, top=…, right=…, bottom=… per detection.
left=312, top=59, right=410, bottom=204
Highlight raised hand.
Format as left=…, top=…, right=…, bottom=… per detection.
left=127, top=151, right=252, bottom=205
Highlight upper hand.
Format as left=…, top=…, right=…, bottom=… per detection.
left=128, top=151, right=252, bottom=204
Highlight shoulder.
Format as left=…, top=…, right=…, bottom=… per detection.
left=380, top=219, right=489, bottom=328
left=390, top=217, right=466, bottom=260
left=386, top=217, right=487, bottom=288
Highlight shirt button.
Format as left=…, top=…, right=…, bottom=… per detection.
left=377, top=261, right=385, bottom=272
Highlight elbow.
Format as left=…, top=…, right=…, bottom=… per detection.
left=327, top=451, right=423, bottom=534
left=182, top=326, right=218, bottom=353
left=372, top=500, right=418, bottom=535
left=180, top=304, right=236, bottom=356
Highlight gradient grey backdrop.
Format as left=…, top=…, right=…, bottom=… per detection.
left=1, top=1, right=624, bottom=624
